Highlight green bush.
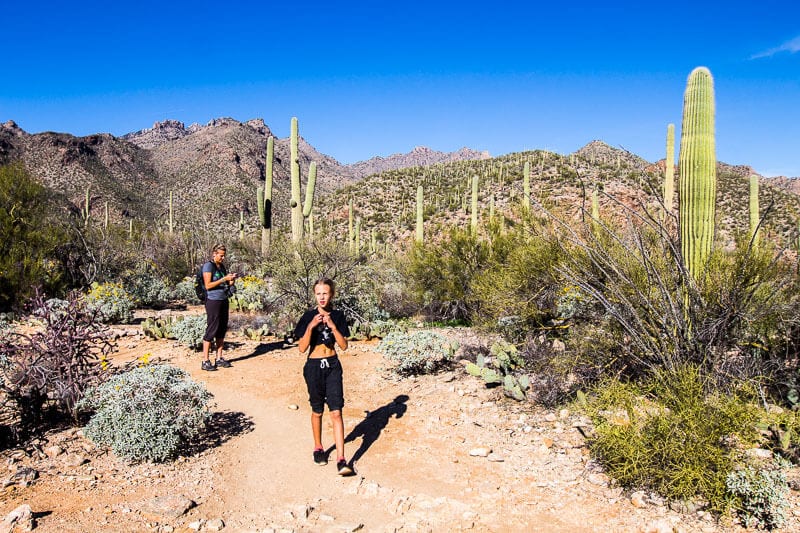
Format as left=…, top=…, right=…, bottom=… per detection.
left=171, top=315, right=206, bottom=349
left=0, top=163, right=71, bottom=310
left=78, top=364, right=212, bottom=462
left=84, top=282, right=136, bottom=324
left=377, top=330, right=458, bottom=376
left=581, top=365, right=762, bottom=513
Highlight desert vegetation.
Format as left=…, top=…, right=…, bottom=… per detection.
left=2, top=70, right=800, bottom=528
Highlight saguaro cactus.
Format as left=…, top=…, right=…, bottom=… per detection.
left=664, top=124, right=675, bottom=213
left=348, top=197, right=355, bottom=253
left=749, top=174, right=760, bottom=247
left=678, top=66, right=716, bottom=281
left=257, top=135, right=274, bottom=255
left=471, top=174, right=479, bottom=233
left=289, top=117, right=317, bottom=243
left=168, top=191, right=174, bottom=234
left=83, top=188, right=90, bottom=227
left=523, top=161, right=531, bottom=212
left=415, top=184, right=424, bottom=243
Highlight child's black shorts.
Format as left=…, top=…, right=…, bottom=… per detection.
left=303, top=355, right=344, bottom=413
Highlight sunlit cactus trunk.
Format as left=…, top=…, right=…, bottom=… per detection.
left=470, top=174, right=478, bottom=233
left=289, top=119, right=316, bottom=243
left=258, top=135, right=274, bottom=255
left=415, top=184, right=424, bottom=243
left=749, top=174, right=760, bottom=247
left=664, top=124, right=675, bottom=214
left=523, top=161, right=531, bottom=212
left=679, top=67, right=716, bottom=281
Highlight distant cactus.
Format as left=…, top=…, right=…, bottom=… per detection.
left=257, top=135, right=274, bottom=255
left=679, top=67, right=716, bottom=281
left=750, top=174, right=760, bottom=247
left=415, top=184, right=424, bottom=243
left=289, top=118, right=317, bottom=242
left=523, top=161, right=531, bottom=211
left=349, top=197, right=355, bottom=253
left=664, top=124, right=675, bottom=213
left=239, top=210, right=245, bottom=240
left=471, top=174, right=478, bottom=233
left=83, top=187, right=90, bottom=227
left=168, top=191, right=174, bottom=234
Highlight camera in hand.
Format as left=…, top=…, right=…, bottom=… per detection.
left=317, top=324, right=335, bottom=348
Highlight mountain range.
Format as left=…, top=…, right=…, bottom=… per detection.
left=2, top=117, right=799, bottom=249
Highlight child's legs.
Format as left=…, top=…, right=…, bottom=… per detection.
left=330, top=409, right=345, bottom=459
left=311, top=411, right=324, bottom=449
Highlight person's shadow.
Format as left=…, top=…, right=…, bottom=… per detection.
left=344, top=394, right=409, bottom=464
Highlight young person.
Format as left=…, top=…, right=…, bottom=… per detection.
left=201, top=244, right=237, bottom=371
left=293, top=278, right=353, bottom=475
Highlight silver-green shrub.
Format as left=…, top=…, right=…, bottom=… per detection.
left=84, top=282, right=135, bottom=324
left=377, top=330, right=458, bottom=376
left=170, top=315, right=206, bottom=349
left=174, top=277, right=201, bottom=304
left=78, top=365, right=212, bottom=462
left=124, top=271, right=171, bottom=307
left=726, top=466, right=789, bottom=529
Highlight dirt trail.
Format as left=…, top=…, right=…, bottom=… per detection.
left=1, top=316, right=798, bottom=532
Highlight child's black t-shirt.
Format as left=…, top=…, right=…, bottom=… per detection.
left=293, top=308, right=350, bottom=350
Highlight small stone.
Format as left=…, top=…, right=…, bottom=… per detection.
left=630, top=491, right=647, bottom=508
left=558, top=408, right=570, bottom=419
left=288, top=404, right=299, bottom=410
left=587, top=473, right=610, bottom=486
left=1, top=504, right=33, bottom=532
left=544, top=413, right=558, bottom=422
left=487, top=453, right=505, bottom=462
left=206, top=518, right=225, bottom=531
left=187, top=520, right=204, bottom=531
left=469, top=446, right=492, bottom=457
left=44, top=445, right=64, bottom=458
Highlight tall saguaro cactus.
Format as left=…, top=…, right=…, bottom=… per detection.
left=168, top=191, right=174, bottom=234
left=470, top=174, right=479, bottom=233
left=664, top=124, right=675, bottom=213
left=678, top=66, right=716, bottom=281
left=523, top=161, right=531, bottom=212
left=749, top=174, right=760, bottom=247
left=415, top=184, right=424, bottom=243
left=257, top=135, right=274, bottom=255
left=289, top=118, right=316, bottom=243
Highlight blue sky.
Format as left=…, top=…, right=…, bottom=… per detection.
left=2, top=1, right=798, bottom=176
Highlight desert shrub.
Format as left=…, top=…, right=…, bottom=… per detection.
left=174, top=277, right=200, bottom=303
left=469, top=224, right=562, bottom=337
left=377, top=330, right=458, bottom=376
left=78, top=364, right=212, bottom=462
left=581, top=365, right=762, bottom=513
left=84, top=281, right=136, bottom=324
left=171, top=315, right=206, bottom=349
left=0, top=292, right=114, bottom=441
left=547, top=190, right=800, bottom=388
left=228, top=275, right=273, bottom=312
left=123, top=266, right=172, bottom=308
left=0, top=163, right=72, bottom=310
left=265, top=238, right=390, bottom=336
left=404, top=227, right=491, bottom=322
left=726, top=465, right=789, bottom=529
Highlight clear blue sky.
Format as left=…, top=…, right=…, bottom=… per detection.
left=2, top=1, right=798, bottom=176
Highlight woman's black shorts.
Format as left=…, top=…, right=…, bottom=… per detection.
left=303, top=355, right=344, bottom=413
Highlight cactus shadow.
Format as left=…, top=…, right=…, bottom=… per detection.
left=343, top=394, right=409, bottom=464
left=183, top=410, right=255, bottom=455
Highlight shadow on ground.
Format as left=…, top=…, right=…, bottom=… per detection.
left=345, top=394, right=409, bottom=463
left=184, top=410, right=255, bottom=455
